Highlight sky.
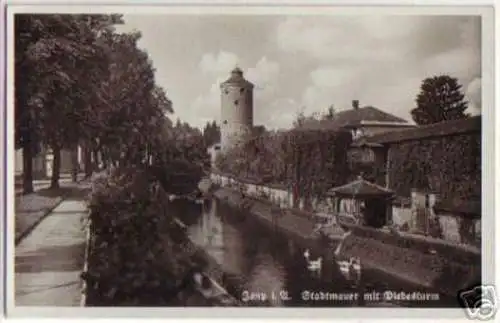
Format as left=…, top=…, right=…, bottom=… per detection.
left=118, top=14, right=481, bottom=130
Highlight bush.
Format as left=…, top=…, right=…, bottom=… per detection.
left=83, top=166, right=201, bottom=306
left=217, top=129, right=352, bottom=200
left=150, top=160, right=204, bottom=195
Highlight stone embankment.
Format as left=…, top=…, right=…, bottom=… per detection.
left=336, top=223, right=480, bottom=301
left=199, top=176, right=481, bottom=304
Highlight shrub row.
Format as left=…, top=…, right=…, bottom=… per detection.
left=83, top=166, right=204, bottom=306
left=216, top=129, right=353, bottom=205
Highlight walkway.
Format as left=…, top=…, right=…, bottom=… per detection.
left=15, top=181, right=90, bottom=306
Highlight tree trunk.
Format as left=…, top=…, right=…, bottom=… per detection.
left=293, top=150, right=301, bottom=209
left=22, top=145, right=34, bottom=194
left=101, top=148, right=108, bottom=169
left=71, top=145, right=78, bottom=182
left=83, top=145, right=92, bottom=178
left=92, top=149, right=99, bottom=171
left=50, top=144, right=61, bottom=189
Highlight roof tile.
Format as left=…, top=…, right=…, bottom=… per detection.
left=301, top=106, right=411, bottom=131
left=365, top=116, right=481, bottom=144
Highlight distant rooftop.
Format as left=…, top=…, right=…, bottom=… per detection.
left=362, top=115, right=481, bottom=144
left=301, top=104, right=413, bottom=131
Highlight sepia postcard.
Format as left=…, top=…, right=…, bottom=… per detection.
left=2, top=1, right=496, bottom=321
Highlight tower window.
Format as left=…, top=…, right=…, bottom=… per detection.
left=234, top=100, right=239, bottom=105
left=224, top=89, right=229, bottom=95
left=240, top=88, right=245, bottom=93
left=223, top=120, right=228, bottom=125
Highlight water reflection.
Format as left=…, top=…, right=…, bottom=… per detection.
left=169, top=198, right=357, bottom=307
left=168, top=197, right=459, bottom=308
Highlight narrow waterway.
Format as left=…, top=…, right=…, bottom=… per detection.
left=169, top=198, right=361, bottom=307
left=168, top=197, right=459, bottom=308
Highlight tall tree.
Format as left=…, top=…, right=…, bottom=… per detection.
left=15, top=14, right=123, bottom=190
left=15, top=15, right=38, bottom=193
left=202, top=120, right=221, bottom=147
left=88, top=30, right=173, bottom=168
left=411, top=75, right=469, bottom=125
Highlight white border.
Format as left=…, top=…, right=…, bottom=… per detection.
left=3, top=1, right=497, bottom=322
left=2, top=4, right=496, bottom=15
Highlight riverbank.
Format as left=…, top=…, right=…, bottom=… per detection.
left=207, top=186, right=345, bottom=249
left=167, top=224, right=243, bottom=306
left=180, top=233, right=246, bottom=306
left=337, top=223, right=480, bottom=301
left=201, top=179, right=479, bottom=306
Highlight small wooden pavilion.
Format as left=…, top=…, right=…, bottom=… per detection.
left=327, top=175, right=395, bottom=228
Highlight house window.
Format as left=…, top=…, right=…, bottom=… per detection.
left=240, top=88, right=245, bottom=93
left=234, top=100, right=239, bottom=105
left=223, top=120, right=228, bottom=125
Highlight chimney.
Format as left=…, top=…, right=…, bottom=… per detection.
left=352, top=100, right=359, bottom=110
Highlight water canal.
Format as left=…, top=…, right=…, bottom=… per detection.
left=168, top=197, right=458, bottom=308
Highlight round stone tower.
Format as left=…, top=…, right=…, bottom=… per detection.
left=220, top=67, right=254, bottom=152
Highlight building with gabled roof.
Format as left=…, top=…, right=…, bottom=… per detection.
left=300, top=100, right=415, bottom=138
left=360, top=115, right=480, bottom=144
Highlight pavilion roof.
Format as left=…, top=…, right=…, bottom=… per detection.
left=327, top=176, right=394, bottom=197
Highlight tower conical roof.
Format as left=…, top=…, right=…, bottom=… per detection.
left=221, top=67, right=254, bottom=88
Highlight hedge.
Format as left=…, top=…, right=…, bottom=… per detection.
left=216, top=129, right=353, bottom=207
left=387, top=132, right=480, bottom=200
left=83, top=166, right=207, bottom=306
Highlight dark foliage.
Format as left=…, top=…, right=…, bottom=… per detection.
left=411, top=75, right=470, bottom=125
left=202, top=121, right=221, bottom=147
left=387, top=132, right=481, bottom=200
left=84, top=167, right=203, bottom=306
left=216, top=129, right=352, bottom=209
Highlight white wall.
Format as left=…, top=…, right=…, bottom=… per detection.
left=15, top=149, right=23, bottom=174
left=213, top=173, right=481, bottom=247
left=438, top=214, right=481, bottom=245
left=16, top=148, right=47, bottom=178
left=392, top=206, right=413, bottom=228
